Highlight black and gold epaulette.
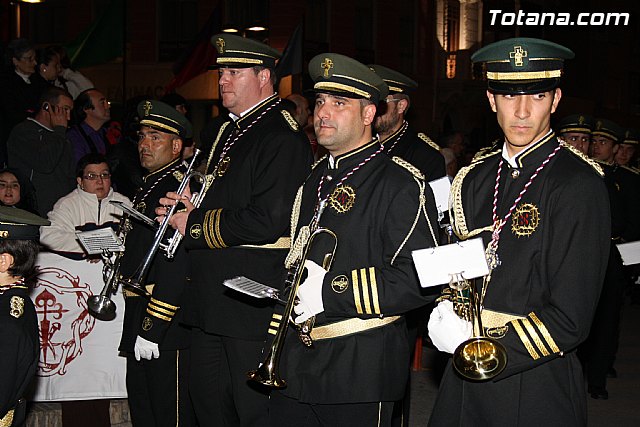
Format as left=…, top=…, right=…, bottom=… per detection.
left=281, top=110, right=299, bottom=131
left=470, top=146, right=501, bottom=164
left=417, top=133, right=441, bottom=151
left=311, top=155, right=328, bottom=170
left=559, top=141, right=604, bottom=177
left=392, top=156, right=425, bottom=180
left=173, top=170, right=185, bottom=182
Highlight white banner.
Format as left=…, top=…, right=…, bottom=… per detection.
left=29, top=252, right=127, bottom=401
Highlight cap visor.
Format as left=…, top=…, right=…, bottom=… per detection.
left=488, top=78, right=560, bottom=95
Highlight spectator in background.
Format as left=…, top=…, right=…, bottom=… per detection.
left=39, top=153, right=129, bottom=260
left=67, top=88, right=111, bottom=163
left=0, top=168, right=38, bottom=214
left=439, top=131, right=466, bottom=165
left=6, top=86, right=76, bottom=217
left=0, top=38, right=47, bottom=166
left=34, top=46, right=62, bottom=87
left=440, top=147, right=458, bottom=181
left=286, top=93, right=317, bottom=157
left=50, top=45, right=93, bottom=100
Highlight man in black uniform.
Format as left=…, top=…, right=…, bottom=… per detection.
left=0, top=207, right=49, bottom=427
left=370, top=64, right=446, bottom=181
left=267, top=53, right=439, bottom=426
left=161, top=34, right=312, bottom=426
left=556, top=113, right=594, bottom=155
left=615, top=129, right=638, bottom=168
left=587, top=118, right=640, bottom=398
left=118, top=100, right=195, bottom=426
left=428, top=38, right=610, bottom=426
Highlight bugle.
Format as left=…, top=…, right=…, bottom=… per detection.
left=248, top=226, right=337, bottom=388
left=122, top=149, right=202, bottom=294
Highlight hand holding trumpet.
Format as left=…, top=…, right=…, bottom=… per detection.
left=155, top=186, right=194, bottom=237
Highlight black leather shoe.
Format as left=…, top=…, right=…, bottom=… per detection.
left=589, top=387, right=609, bottom=400
left=607, top=367, right=617, bottom=378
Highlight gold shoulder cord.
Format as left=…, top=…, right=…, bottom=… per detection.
left=390, top=157, right=437, bottom=265
left=449, top=151, right=499, bottom=240
left=205, top=121, right=231, bottom=173
left=558, top=140, right=604, bottom=177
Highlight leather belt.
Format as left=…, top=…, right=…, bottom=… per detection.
left=310, top=315, right=401, bottom=341
left=240, top=237, right=291, bottom=250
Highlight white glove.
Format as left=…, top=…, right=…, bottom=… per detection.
left=428, top=300, right=472, bottom=354
left=293, top=260, right=326, bottom=324
left=134, top=336, right=160, bottom=361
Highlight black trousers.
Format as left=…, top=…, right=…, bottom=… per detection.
left=583, top=249, right=626, bottom=390
left=126, top=349, right=195, bottom=427
left=189, top=328, right=270, bottom=427
left=270, top=391, right=395, bottom=427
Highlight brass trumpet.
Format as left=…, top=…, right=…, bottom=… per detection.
left=447, top=275, right=507, bottom=381
left=248, top=208, right=337, bottom=388
left=122, top=150, right=204, bottom=294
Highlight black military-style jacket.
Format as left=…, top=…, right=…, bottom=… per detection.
left=278, top=139, right=439, bottom=404
left=431, top=134, right=610, bottom=426
left=0, top=285, right=38, bottom=421
left=182, top=94, right=312, bottom=339
left=119, top=157, right=191, bottom=352
left=381, top=121, right=446, bottom=182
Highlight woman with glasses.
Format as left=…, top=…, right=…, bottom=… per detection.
left=39, top=153, right=130, bottom=259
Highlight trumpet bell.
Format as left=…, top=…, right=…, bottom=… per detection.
left=87, top=295, right=117, bottom=321
left=453, top=337, right=507, bottom=381
left=247, top=364, right=287, bottom=389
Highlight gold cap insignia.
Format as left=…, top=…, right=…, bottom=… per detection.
left=142, top=316, right=153, bottom=331
left=331, top=275, right=349, bottom=293
left=143, top=101, right=153, bottom=116
left=509, top=46, right=528, bottom=67
left=10, top=295, right=24, bottom=318
left=511, top=203, right=540, bottom=237
left=216, top=37, right=225, bottom=54
left=321, top=58, right=334, bottom=78
left=190, top=224, right=202, bottom=239
left=328, top=185, right=356, bottom=214
left=578, top=115, right=585, bottom=125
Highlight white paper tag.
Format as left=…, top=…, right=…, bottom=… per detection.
left=411, top=237, right=490, bottom=288
left=617, top=240, right=640, bottom=266
left=428, top=176, right=452, bottom=215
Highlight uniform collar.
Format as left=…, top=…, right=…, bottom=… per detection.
left=232, top=94, right=279, bottom=128
left=502, top=130, right=556, bottom=168
left=380, top=120, right=407, bottom=146
left=330, top=137, right=381, bottom=170
left=143, top=157, right=182, bottom=182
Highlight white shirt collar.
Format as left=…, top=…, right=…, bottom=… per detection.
left=15, top=69, right=31, bottom=84
left=228, top=97, right=271, bottom=122
left=501, top=129, right=553, bottom=168
left=27, top=117, right=53, bottom=132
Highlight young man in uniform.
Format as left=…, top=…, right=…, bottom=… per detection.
left=0, top=207, right=49, bottom=427
left=428, top=38, right=610, bottom=426
left=268, top=53, right=439, bottom=426
left=118, top=100, right=195, bottom=426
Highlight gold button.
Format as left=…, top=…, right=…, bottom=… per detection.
left=511, top=169, right=520, bottom=179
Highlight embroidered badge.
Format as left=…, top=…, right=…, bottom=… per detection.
left=511, top=203, right=540, bottom=237
left=217, top=157, right=231, bottom=177
left=509, top=46, right=528, bottom=67
left=215, top=37, right=225, bottom=54
left=486, top=325, right=509, bottom=339
left=142, top=316, right=153, bottom=331
left=10, top=296, right=24, bottom=318
left=331, top=275, right=349, bottom=293
left=321, top=57, right=334, bottom=78
left=0, top=230, right=8, bottom=238
left=328, top=185, right=356, bottom=214
left=190, top=224, right=202, bottom=239
left=142, top=101, right=152, bottom=116
left=136, top=201, right=147, bottom=213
